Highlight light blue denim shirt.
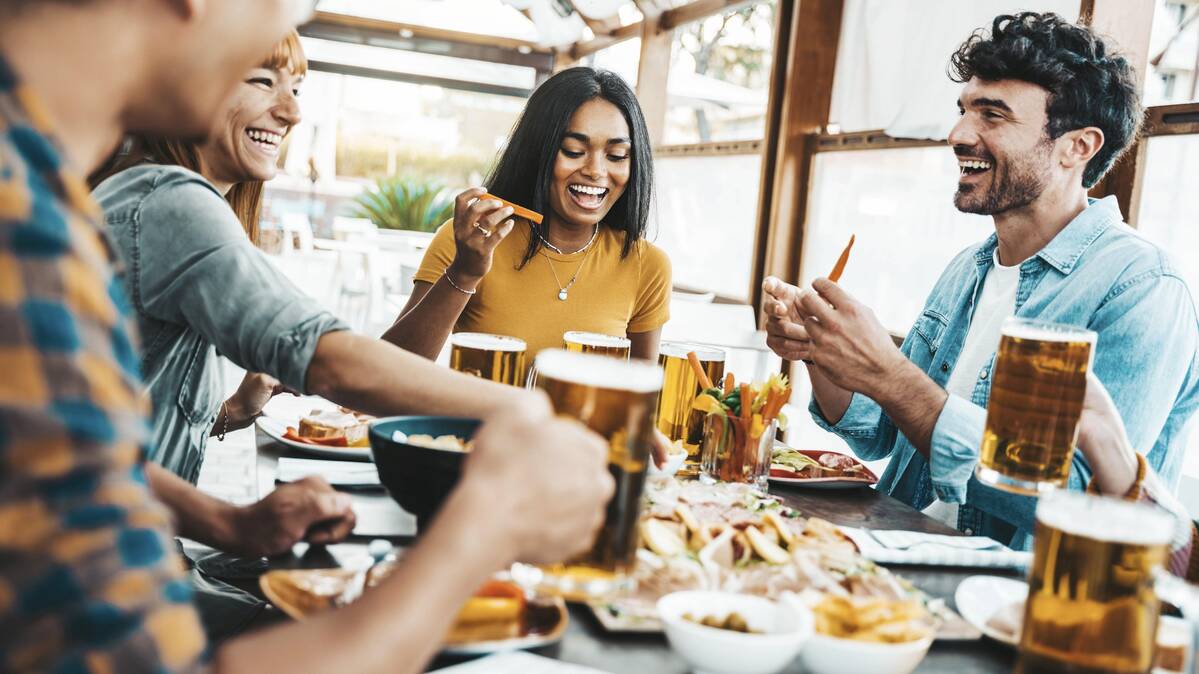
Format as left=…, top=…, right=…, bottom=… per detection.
left=812, top=196, right=1199, bottom=550
left=94, top=165, right=348, bottom=482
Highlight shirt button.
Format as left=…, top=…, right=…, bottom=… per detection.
left=964, top=528, right=974, bottom=536
left=979, top=369, right=989, bottom=380
left=940, top=362, right=949, bottom=373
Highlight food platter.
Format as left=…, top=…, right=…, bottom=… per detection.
left=260, top=568, right=568, bottom=655
left=257, top=416, right=373, bottom=461
left=589, top=479, right=974, bottom=641
left=768, top=446, right=879, bottom=489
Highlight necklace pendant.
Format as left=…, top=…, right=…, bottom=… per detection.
left=558, top=289, right=569, bottom=301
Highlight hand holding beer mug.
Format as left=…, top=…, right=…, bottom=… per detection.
left=449, top=332, right=527, bottom=386
left=1018, top=491, right=1197, bottom=674
left=522, top=348, right=662, bottom=599
left=976, top=318, right=1097, bottom=494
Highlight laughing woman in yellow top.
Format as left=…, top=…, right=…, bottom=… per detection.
left=383, top=67, right=671, bottom=361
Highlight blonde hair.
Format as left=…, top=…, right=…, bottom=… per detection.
left=91, top=31, right=307, bottom=244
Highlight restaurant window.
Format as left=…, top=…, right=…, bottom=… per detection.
left=652, top=152, right=762, bottom=301
left=1134, top=132, right=1199, bottom=481
left=663, top=1, right=775, bottom=145
left=1145, top=0, right=1199, bottom=106
left=587, top=37, right=642, bottom=88
left=799, top=146, right=993, bottom=333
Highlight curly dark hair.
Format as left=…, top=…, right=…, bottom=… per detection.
left=949, top=12, right=1143, bottom=188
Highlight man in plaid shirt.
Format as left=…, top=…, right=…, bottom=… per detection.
left=0, top=2, right=615, bottom=673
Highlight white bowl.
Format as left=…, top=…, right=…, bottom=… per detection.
left=657, top=591, right=813, bottom=674
left=799, top=631, right=933, bottom=674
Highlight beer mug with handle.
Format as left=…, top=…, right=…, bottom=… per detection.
left=1018, top=490, right=1199, bottom=674
left=977, top=317, right=1097, bottom=495
left=518, top=348, right=662, bottom=600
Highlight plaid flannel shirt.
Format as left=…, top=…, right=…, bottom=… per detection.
left=0, top=55, right=207, bottom=672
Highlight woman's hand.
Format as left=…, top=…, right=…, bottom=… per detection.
left=446, top=187, right=517, bottom=290
left=219, top=371, right=292, bottom=433
left=1076, top=372, right=1140, bottom=496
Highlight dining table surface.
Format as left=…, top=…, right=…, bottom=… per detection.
left=193, top=409, right=1022, bottom=674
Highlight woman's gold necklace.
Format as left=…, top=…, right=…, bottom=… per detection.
left=540, top=224, right=598, bottom=301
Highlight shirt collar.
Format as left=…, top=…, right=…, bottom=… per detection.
left=972, top=196, right=1120, bottom=275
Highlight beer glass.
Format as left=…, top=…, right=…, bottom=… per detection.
left=976, top=318, right=1096, bottom=495
left=563, top=331, right=631, bottom=360
left=448, top=332, right=527, bottom=387
left=654, top=342, right=726, bottom=478
left=1017, top=491, right=1179, bottom=674
left=531, top=348, right=662, bottom=599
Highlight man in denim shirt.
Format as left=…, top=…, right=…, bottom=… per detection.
left=763, top=12, right=1199, bottom=550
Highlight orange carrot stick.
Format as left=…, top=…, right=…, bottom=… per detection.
left=828, top=234, right=856, bottom=283
left=740, top=384, right=754, bottom=421
left=481, top=192, right=543, bottom=225
left=722, top=372, right=735, bottom=396
left=687, top=351, right=715, bottom=390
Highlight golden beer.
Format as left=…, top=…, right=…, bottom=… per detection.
left=563, top=331, right=631, bottom=360
left=1017, top=492, right=1175, bottom=674
left=976, top=318, right=1096, bottom=494
left=534, top=349, right=662, bottom=598
left=449, top=332, right=527, bottom=386
left=654, top=342, right=726, bottom=478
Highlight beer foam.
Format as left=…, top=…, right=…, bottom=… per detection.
left=563, top=331, right=631, bottom=348
left=1001, top=318, right=1096, bottom=344
left=449, top=332, right=527, bottom=352
left=1036, top=491, right=1175, bottom=546
left=658, top=342, right=726, bottom=362
left=535, top=348, right=662, bottom=393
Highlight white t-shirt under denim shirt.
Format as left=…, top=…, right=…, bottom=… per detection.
left=923, top=251, right=1020, bottom=529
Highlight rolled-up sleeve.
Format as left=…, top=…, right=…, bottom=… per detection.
left=809, top=392, right=896, bottom=461
left=927, top=394, right=986, bottom=503
left=133, top=172, right=348, bottom=393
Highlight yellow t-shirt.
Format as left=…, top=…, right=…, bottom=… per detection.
left=413, top=222, right=672, bottom=357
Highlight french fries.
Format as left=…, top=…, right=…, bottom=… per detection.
left=812, top=595, right=933, bottom=643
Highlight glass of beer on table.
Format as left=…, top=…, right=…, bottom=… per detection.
left=448, top=332, right=527, bottom=387
left=1017, top=491, right=1184, bottom=674
left=529, top=348, right=662, bottom=599
left=654, top=342, right=726, bottom=478
left=563, top=331, right=631, bottom=360
left=976, top=317, right=1097, bottom=495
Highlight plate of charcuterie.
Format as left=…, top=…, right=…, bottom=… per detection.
left=767, top=446, right=878, bottom=489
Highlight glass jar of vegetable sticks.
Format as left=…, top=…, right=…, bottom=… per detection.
left=692, top=374, right=792, bottom=489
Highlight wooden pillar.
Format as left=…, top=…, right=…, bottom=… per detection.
left=635, top=2, right=673, bottom=145
left=749, top=0, right=843, bottom=320
left=1080, top=0, right=1157, bottom=224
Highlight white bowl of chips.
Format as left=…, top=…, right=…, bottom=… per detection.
left=658, top=591, right=813, bottom=674
left=788, top=593, right=934, bottom=674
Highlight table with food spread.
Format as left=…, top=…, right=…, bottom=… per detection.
left=188, top=401, right=1043, bottom=674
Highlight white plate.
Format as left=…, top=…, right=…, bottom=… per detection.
left=440, top=599, right=570, bottom=655
left=256, top=416, right=373, bottom=461
left=954, top=575, right=1027, bottom=646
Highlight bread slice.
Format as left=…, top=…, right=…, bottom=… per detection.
left=298, top=409, right=369, bottom=447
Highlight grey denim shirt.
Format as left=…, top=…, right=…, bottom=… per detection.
left=94, top=165, right=347, bottom=483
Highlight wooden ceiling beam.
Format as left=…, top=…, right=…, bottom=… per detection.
left=300, top=10, right=555, bottom=72
left=570, top=0, right=757, bottom=59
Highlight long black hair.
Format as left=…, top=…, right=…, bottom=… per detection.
left=485, top=67, right=654, bottom=269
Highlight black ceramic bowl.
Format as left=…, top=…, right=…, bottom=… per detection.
left=368, top=416, right=480, bottom=531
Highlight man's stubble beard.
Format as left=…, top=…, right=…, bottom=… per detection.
left=954, top=138, right=1054, bottom=216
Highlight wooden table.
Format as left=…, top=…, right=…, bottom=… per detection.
left=226, top=429, right=1020, bottom=673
